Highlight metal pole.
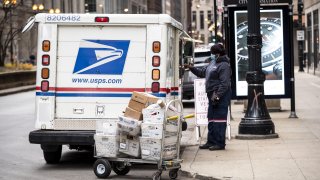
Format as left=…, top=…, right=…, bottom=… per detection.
left=298, top=0, right=304, bottom=72
left=236, top=0, right=278, bottom=139
left=213, top=0, right=217, bottom=43
left=289, top=4, right=298, bottom=118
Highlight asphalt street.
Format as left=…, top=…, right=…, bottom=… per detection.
left=0, top=91, right=194, bottom=180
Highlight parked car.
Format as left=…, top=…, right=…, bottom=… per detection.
left=182, top=46, right=211, bottom=100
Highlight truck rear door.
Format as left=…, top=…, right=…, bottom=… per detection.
left=55, top=25, right=146, bottom=126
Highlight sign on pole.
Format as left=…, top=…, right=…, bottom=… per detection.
left=297, top=30, right=304, bottom=41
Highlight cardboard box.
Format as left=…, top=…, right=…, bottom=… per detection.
left=124, top=107, right=143, bottom=120
left=94, top=134, right=119, bottom=158
left=140, top=136, right=177, bottom=161
left=141, top=123, right=163, bottom=138
left=119, top=133, right=140, bottom=157
left=118, top=115, right=141, bottom=136
left=128, top=99, right=146, bottom=112
left=142, top=108, right=165, bottom=123
left=131, top=91, right=159, bottom=105
left=96, top=119, right=119, bottom=135
left=141, top=121, right=179, bottom=138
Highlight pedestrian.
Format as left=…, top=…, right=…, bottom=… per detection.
left=185, top=43, right=231, bottom=151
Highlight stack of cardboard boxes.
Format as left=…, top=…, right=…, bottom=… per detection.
left=118, top=91, right=161, bottom=157
left=124, top=91, right=160, bottom=120
left=94, top=91, right=178, bottom=160
left=140, top=105, right=178, bottom=161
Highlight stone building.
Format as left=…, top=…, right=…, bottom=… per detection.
left=1, top=0, right=191, bottom=65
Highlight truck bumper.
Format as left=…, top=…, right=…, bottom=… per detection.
left=29, top=130, right=95, bottom=145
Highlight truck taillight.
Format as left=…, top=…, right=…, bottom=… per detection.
left=153, top=41, right=161, bottom=53
left=151, top=82, right=160, bottom=93
left=41, top=80, right=49, bottom=92
left=42, top=40, right=50, bottom=52
left=41, top=68, right=49, bottom=79
left=152, top=69, right=160, bottom=80
left=95, top=17, right=109, bottom=22
left=42, top=55, right=50, bottom=66
left=152, top=56, right=160, bottom=67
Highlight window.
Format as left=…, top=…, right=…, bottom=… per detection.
left=132, top=4, right=137, bottom=14
left=314, top=10, right=319, bottom=25
left=192, top=11, right=197, bottom=28
left=200, top=11, right=204, bottom=29
left=85, top=0, right=96, bottom=13
left=208, top=10, right=212, bottom=22
left=307, top=13, right=311, bottom=27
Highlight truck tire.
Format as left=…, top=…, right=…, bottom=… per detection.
left=42, top=145, right=62, bottom=164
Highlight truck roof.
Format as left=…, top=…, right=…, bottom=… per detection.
left=34, top=13, right=183, bottom=30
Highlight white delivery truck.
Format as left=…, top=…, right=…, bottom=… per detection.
left=23, top=13, right=193, bottom=164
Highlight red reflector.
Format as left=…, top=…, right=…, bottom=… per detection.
left=95, top=17, right=109, bottom=22
left=151, top=82, right=160, bottom=93
left=42, top=55, right=50, bottom=66
left=41, top=80, right=49, bottom=92
left=152, top=56, right=160, bottom=67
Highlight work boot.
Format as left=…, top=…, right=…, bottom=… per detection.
left=209, top=145, right=225, bottom=151
left=199, top=143, right=213, bottom=149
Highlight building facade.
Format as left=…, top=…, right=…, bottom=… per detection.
left=304, top=0, right=320, bottom=75
left=1, top=0, right=191, bottom=65
left=191, top=0, right=223, bottom=45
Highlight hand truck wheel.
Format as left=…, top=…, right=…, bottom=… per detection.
left=169, top=168, right=179, bottom=179
left=112, top=162, right=131, bottom=175
left=152, top=170, right=162, bottom=180
left=93, top=158, right=112, bottom=178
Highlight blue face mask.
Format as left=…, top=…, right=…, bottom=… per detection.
left=210, top=54, right=216, bottom=61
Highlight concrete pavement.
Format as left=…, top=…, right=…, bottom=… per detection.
left=0, top=84, right=35, bottom=96
left=180, top=70, right=320, bottom=180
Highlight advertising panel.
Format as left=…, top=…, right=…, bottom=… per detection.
left=225, top=4, right=292, bottom=99
left=235, top=9, right=285, bottom=96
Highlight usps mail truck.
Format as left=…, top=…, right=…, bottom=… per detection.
left=24, top=13, right=192, bottom=164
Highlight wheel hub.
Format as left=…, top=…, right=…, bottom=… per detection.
left=97, top=164, right=106, bottom=174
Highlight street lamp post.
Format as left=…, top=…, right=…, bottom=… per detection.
left=213, top=0, right=217, bottom=43
left=298, top=0, right=304, bottom=72
left=236, top=0, right=278, bottom=139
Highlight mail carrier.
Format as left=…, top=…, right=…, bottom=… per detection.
left=25, top=13, right=191, bottom=164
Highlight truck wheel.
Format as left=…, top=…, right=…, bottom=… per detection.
left=93, top=158, right=112, bottom=178
left=112, top=162, right=130, bottom=175
left=43, top=145, right=62, bottom=164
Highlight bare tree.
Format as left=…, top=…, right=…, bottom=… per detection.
left=0, top=0, right=23, bottom=67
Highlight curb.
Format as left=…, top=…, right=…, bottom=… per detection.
left=180, top=169, right=221, bottom=180
left=0, top=85, right=35, bottom=96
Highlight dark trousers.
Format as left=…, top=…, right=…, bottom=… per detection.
left=208, top=121, right=227, bottom=148
left=206, top=89, right=230, bottom=148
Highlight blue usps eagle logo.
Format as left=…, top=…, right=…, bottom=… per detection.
left=73, top=40, right=130, bottom=74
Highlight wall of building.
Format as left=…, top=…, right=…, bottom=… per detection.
left=304, top=1, right=320, bottom=74
left=5, top=0, right=191, bottom=64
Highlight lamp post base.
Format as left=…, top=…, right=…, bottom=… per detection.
left=237, top=118, right=278, bottom=139
left=235, top=133, right=279, bottom=140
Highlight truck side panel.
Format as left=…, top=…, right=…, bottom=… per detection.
left=35, top=23, right=58, bottom=129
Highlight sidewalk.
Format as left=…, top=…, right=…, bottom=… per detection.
left=180, top=70, right=320, bottom=180
left=0, top=85, right=35, bottom=96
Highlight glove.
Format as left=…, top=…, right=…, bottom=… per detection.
left=211, top=93, right=220, bottom=106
